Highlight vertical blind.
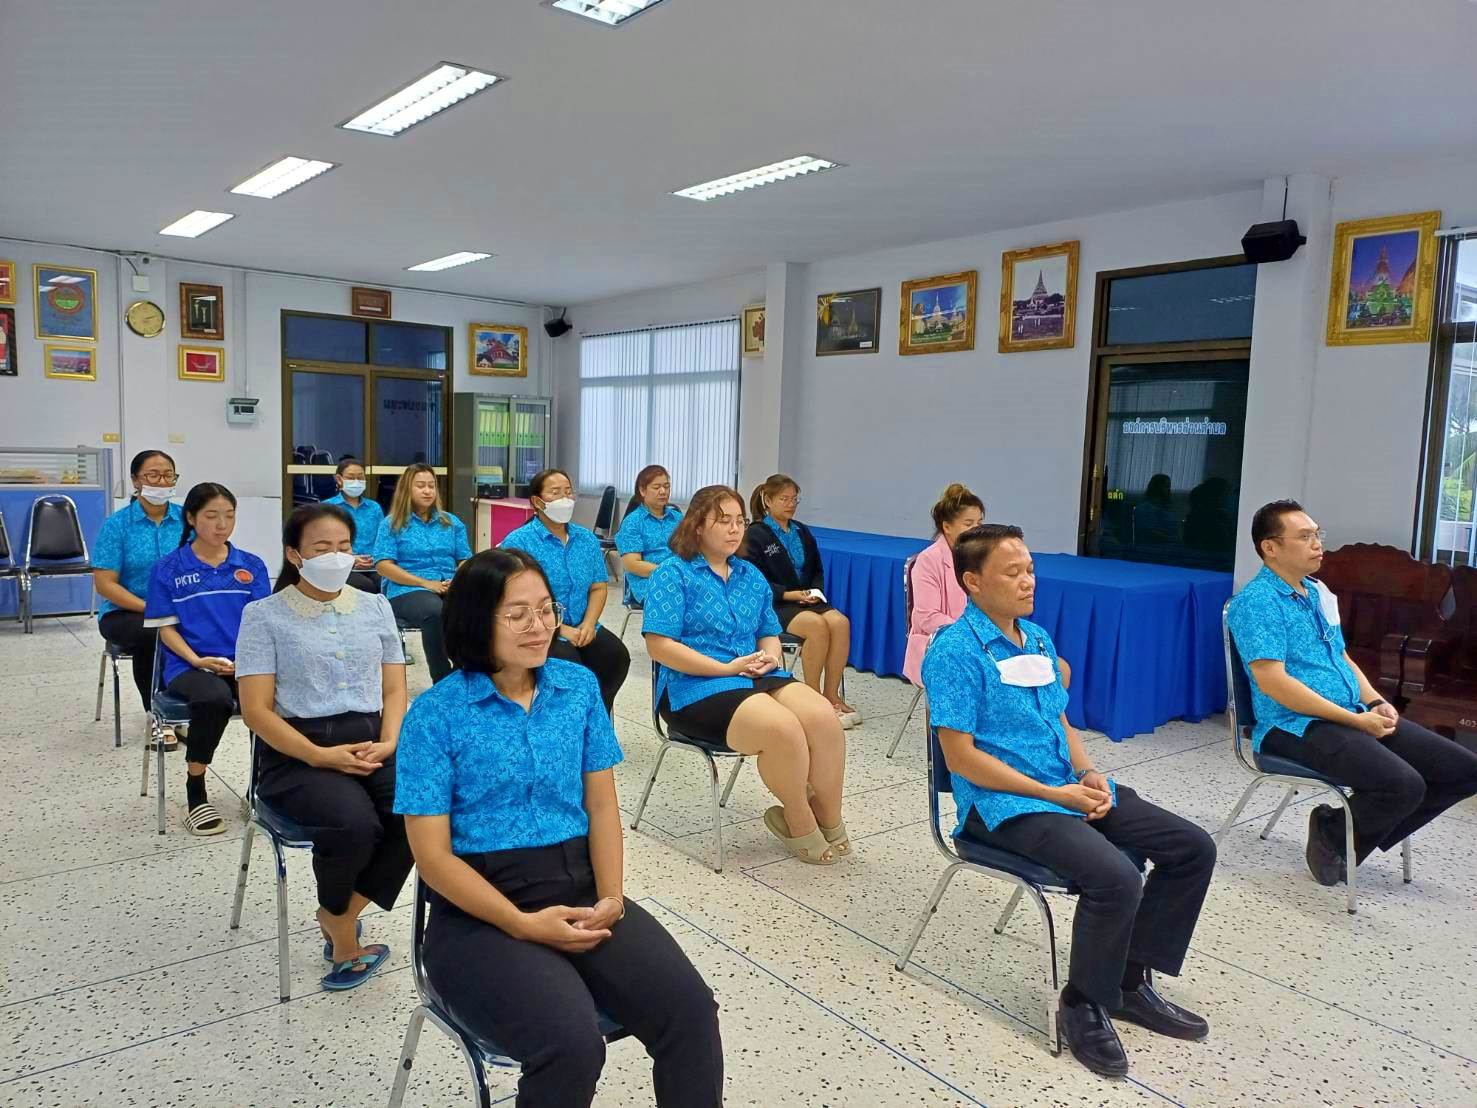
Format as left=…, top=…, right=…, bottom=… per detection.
left=578, top=318, right=740, bottom=502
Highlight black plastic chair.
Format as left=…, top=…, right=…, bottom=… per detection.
left=592, top=485, right=620, bottom=580
left=887, top=553, right=925, bottom=758
left=22, top=494, right=93, bottom=633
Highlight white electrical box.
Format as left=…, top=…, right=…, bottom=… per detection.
left=227, top=397, right=260, bottom=425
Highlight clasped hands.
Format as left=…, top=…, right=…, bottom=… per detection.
left=728, top=650, right=779, bottom=678
left=1056, top=770, right=1114, bottom=820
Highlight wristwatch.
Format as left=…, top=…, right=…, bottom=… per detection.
left=1363, top=698, right=1387, bottom=711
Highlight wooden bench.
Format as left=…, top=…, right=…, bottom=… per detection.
left=1403, top=564, right=1477, bottom=739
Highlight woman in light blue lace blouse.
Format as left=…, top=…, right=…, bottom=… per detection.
left=237, top=503, right=412, bottom=993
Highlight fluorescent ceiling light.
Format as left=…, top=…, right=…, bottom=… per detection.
left=159, top=210, right=235, bottom=238
left=230, top=156, right=336, bottom=198
left=545, top=0, right=666, bottom=27
left=341, top=63, right=502, bottom=137
left=406, top=251, right=493, bottom=272
left=673, top=155, right=841, bottom=201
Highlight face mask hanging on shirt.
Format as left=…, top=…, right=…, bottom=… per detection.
left=295, top=550, right=357, bottom=592
left=341, top=480, right=367, bottom=498
left=542, top=497, right=576, bottom=525
left=138, top=484, right=175, bottom=506
left=1311, top=580, right=1342, bottom=626
left=994, top=653, right=1057, bottom=688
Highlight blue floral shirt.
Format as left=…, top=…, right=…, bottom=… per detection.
left=392, top=660, right=624, bottom=855
left=642, top=554, right=789, bottom=711
left=1226, top=565, right=1362, bottom=752
left=92, top=500, right=185, bottom=619
left=922, top=604, right=1115, bottom=833
left=501, top=517, right=608, bottom=629
left=615, top=504, right=682, bottom=605
left=372, top=512, right=471, bottom=600
left=322, top=494, right=386, bottom=558
left=764, top=515, right=806, bottom=578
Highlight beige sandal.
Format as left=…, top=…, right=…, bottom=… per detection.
left=763, top=806, right=837, bottom=865
left=820, top=821, right=852, bottom=857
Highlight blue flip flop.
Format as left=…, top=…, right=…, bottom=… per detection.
left=321, top=919, right=364, bottom=961
left=322, top=944, right=390, bottom=991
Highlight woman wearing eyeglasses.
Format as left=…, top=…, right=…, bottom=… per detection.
left=92, top=450, right=185, bottom=741
left=396, top=549, right=723, bottom=1107
left=742, top=473, right=860, bottom=729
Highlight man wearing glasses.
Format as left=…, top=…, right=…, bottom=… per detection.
left=1227, top=500, right=1477, bottom=886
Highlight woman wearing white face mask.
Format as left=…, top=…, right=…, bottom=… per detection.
left=322, top=457, right=384, bottom=594
left=236, top=503, right=412, bottom=992
left=502, top=468, right=630, bottom=714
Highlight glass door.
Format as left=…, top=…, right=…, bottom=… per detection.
left=512, top=398, right=551, bottom=496
left=286, top=365, right=368, bottom=506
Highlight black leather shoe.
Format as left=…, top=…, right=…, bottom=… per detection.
left=1305, top=805, right=1346, bottom=887
left=1057, top=995, right=1129, bottom=1077
left=1110, top=983, right=1210, bottom=1041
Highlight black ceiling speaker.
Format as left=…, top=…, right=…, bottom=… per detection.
left=1241, top=220, right=1306, bottom=264
left=544, top=310, right=572, bottom=338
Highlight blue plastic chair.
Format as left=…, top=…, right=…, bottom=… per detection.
left=1217, top=602, right=1412, bottom=913
left=894, top=716, right=1144, bottom=1056
left=229, top=735, right=315, bottom=1002
left=387, top=877, right=629, bottom=1108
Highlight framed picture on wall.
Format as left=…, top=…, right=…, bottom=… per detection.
left=0, top=308, right=16, bottom=376
left=178, top=345, right=225, bottom=382
left=899, top=270, right=977, bottom=355
left=1325, top=210, right=1441, bottom=346
left=34, top=264, right=98, bottom=341
left=470, top=323, right=528, bottom=377
left=816, top=288, right=881, bottom=356
left=351, top=286, right=392, bottom=319
left=180, top=282, right=225, bottom=341
left=0, top=260, right=15, bottom=305
left=742, top=304, right=765, bottom=356
left=999, top=240, right=1080, bottom=353
left=44, top=343, right=96, bottom=381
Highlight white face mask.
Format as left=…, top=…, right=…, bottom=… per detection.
left=341, top=480, right=367, bottom=498
left=541, top=497, right=576, bottom=525
left=994, top=653, right=1057, bottom=688
left=294, top=550, right=357, bottom=593
left=138, top=484, right=175, bottom=506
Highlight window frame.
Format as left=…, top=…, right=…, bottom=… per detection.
left=1413, top=233, right=1472, bottom=562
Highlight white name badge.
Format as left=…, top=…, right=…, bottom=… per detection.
left=1312, top=580, right=1342, bottom=626
left=994, top=653, right=1056, bottom=688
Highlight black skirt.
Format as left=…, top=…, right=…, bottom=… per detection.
left=659, top=675, right=796, bottom=749
left=774, top=601, right=836, bottom=631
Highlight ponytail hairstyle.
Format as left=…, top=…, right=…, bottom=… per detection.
left=669, top=485, right=746, bottom=560
left=272, top=503, right=356, bottom=593
left=631, top=463, right=670, bottom=519
left=750, top=473, right=799, bottom=523
left=930, top=482, right=986, bottom=536
left=127, top=449, right=177, bottom=502
left=388, top=462, right=448, bottom=531
left=177, top=482, right=237, bottom=547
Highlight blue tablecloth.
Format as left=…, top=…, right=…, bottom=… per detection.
left=810, top=526, right=1232, bottom=741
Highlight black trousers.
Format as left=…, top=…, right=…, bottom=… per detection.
left=98, top=610, right=156, bottom=710
left=1262, top=717, right=1477, bottom=863
left=256, top=712, right=412, bottom=916
left=388, top=590, right=450, bottom=683
left=163, top=669, right=237, bottom=766
left=965, top=784, right=1217, bottom=1011
left=426, top=838, right=723, bottom=1108
left=346, top=570, right=380, bottom=595
left=548, top=625, right=631, bottom=715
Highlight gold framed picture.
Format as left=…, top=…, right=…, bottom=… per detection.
left=899, top=270, right=977, bottom=355
left=179, top=282, right=225, bottom=341
left=742, top=304, right=766, bottom=356
left=1325, top=210, right=1441, bottom=346
left=178, top=345, right=225, bottom=382
left=44, top=343, right=96, bottom=381
left=470, top=323, right=528, bottom=377
left=0, top=259, right=15, bottom=306
left=999, top=240, right=1080, bottom=353
left=34, top=264, right=98, bottom=341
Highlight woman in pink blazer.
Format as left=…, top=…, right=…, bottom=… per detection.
left=903, top=484, right=985, bottom=685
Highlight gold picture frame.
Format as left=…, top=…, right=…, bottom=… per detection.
left=0, top=259, right=15, bottom=306
left=178, top=345, right=226, bottom=382
left=34, top=264, right=99, bottom=341
left=1325, top=210, right=1441, bottom=346
left=899, top=270, right=977, bottom=355
left=470, top=323, right=528, bottom=377
left=999, top=240, right=1080, bottom=353
left=43, top=343, right=97, bottom=381
left=180, top=282, right=225, bottom=341
left=742, top=304, right=766, bottom=356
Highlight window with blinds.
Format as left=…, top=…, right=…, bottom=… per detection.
left=578, top=318, right=740, bottom=503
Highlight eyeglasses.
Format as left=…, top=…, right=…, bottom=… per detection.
left=1279, top=529, right=1327, bottom=546
left=772, top=495, right=800, bottom=507
left=496, top=602, right=564, bottom=633
left=137, top=471, right=179, bottom=486
left=715, top=514, right=748, bottom=530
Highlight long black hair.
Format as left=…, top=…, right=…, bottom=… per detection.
left=272, top=503, right=356, bottom=593
left=128, top=449, right=176, bottom=503
left=443, top=548, right=553, bottom=674
left=177, top=482, right=238, bottom=547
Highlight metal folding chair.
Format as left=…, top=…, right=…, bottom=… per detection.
left=629, top=662, right=749, bottom=873
left=95, top=640, right=127, bottom=748
left=1217, top=602, right=1412, bottom=913
left=387, top=877, right=629, bottom=1108
left=887, top=553, right=925, bottom=758
left=618, top=595, right=643, bottom=642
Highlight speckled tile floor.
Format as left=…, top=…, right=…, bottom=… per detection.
left=2, top=601, right=1474, bottom=1106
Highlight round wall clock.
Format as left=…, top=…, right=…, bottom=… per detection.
left=125, top=299, right=165, bottom=337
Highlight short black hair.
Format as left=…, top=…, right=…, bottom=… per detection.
left=442, top=548, right=552, bottom=674
left=1250, top=499, right=1303, bottom=560
left=952, top=523, right=1026, bottom=591
left=335, top=456, right=365, bottom=476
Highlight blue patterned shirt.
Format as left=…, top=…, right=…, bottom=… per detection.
left=372, top=511, right=471, bottom=600
left=615, top=505, right=683, bottom=604
left=764, top=515, right=806, bottom=578
left=502, top=517, right=607, bottom=629
left=143, top=542, right=272, bottom=686
left=1227, top=565, right=1362, bottom=751
left=642, top=554, right=788, bottom=711
left=392, top=660, right=624, bottom=855
left=92, top=500, right=185, bottom=619
left=922, top=604, right=1115, bottom=833
left=321, top=494, right=386, bottom=558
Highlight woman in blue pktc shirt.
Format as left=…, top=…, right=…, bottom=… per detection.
left=644, top=485, right=851, bottom=866
left=616, top=463, right=682, bottom=606
left=320, top=456, right=384, bottom=594
left=92, top=449, right=185, bottom=738
left=502, top=467, right=631, bottom=714
left=396, top=549, right=722, bottom=1107
left=372, top=463, right=470, bottom=684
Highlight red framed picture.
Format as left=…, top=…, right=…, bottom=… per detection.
left=178, top=345, right=225, bottom=382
